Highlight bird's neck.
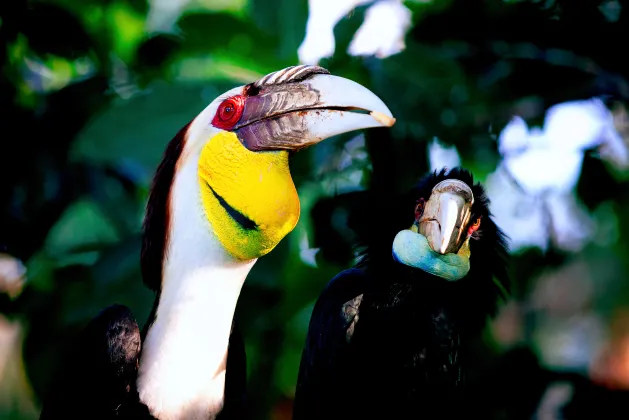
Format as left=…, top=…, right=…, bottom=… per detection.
left=137, top=156, right=255, bottom=420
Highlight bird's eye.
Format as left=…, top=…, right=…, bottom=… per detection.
left=212, top=95, right=245, bottom=130
left=414, top=198, right=426, bottom=221
left=468, top=216, right=482, bottom=236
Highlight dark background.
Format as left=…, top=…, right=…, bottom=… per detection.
left=1, top=0, right=629, bottom=418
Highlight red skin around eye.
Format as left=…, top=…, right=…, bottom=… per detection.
left=468, top=216, right=482, bottom=236
left=414, top=198, right=426, bottom=222
left=211, top=94, right=245, bottom=130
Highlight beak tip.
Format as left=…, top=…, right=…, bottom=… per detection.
left=370, top=111, right=396, bottom=127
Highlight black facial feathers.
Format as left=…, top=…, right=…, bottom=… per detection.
left=356, top=167, right=510, bottom=318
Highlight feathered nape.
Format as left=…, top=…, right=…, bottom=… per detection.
left=139, top=121, right=190, bottom=338
left=355, top=167, right=510, bottom=320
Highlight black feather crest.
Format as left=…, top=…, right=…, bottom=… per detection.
left=355, top=167, right=510, bottom=319
left=141, top=121, right=191, bottom=292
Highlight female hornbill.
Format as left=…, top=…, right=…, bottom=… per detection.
left=38, top=65, right=395, bottom=420
left=292, top=167, right=510, bottom=419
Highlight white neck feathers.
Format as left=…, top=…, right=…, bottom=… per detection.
left=137, top=151, right=255, bottom=420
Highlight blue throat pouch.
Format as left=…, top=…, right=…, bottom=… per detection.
left=392, top=226, right=470, bottom=282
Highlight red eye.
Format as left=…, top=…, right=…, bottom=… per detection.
left=211, top=95, right=245, bottom=130
left=468, top=216, right=481, bottom=236
left=414, top=198, right=425, bottom=221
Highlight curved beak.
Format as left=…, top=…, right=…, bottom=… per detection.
left=234, top=72, right=395, bottom=152
left=418, top=180, right=475, bottom=255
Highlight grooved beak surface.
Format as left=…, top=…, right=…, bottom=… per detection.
left=418, top=179, right=474, bottom=255
left=235, top=73, right=395, bottom=152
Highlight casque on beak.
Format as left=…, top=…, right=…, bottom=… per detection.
left=234, top=69, right=395, bottom=152
left=418, top=179, right=474, bottom=255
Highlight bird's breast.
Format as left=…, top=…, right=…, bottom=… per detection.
left=345, top=284, right=465, bottom=405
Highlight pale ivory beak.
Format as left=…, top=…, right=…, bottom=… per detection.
left=234, top=70, right=395, bottom=152
left=418, top=179, right=475, bottom=255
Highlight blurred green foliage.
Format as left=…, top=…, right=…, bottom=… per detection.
left=2, top=0, right=629, bottom=419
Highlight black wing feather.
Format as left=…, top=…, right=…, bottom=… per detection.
left=39, top=304, right=141, bottom=420
left=217, top=319, right=248, bottom=419
left=292, top=268, right=367, bottom=420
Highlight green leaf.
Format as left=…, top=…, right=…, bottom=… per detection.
left=171, top=53, right=270, bottom=84
left=274, top=301, right=315, bottom=396
left=90, top=234, right=142, bottom=289
left=43, top=198, right=120, bottom=259
left=273, top=341, right=303, bottom=397
left=70, top=81, right=218, bottom=172
left=24, top=251, right=56, bottom=292
left=107, top=2, right=147, bottom=63
left=89, top=171, right=146, bottom=235
left=186, top=0, right=249, bottom=16
left=31, top=0, right=132, bottom=71
left=247, top=0, right=308, bottom=62
left=173, top=11, right=295, bottom=77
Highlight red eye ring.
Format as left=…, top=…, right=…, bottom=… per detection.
left=414, top=198, right=426, bottom=221
left=468, top=216, right=482, bottom=235
left=211, top=94, right=245, bottom=130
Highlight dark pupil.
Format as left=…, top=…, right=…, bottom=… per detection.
left=225, top=105, right=233, bottom=114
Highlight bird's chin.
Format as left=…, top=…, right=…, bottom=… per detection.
left=391, top=229, right=470, bottom=281
left=197, top=131, right=301, bottom=261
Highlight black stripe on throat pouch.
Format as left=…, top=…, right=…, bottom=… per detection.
left=208, top=183, right=258, bottom=231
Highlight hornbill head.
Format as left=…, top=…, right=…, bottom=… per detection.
left=143, top=65, right=394, bottom=287
left=416, top=178, right=477, bottom=256
left=391, top=168, right=509, bottom=286
left=355, top=168, right=509, bottom=315
left=193, top=65, right=394, bottom=261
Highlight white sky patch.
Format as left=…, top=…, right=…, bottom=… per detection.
left=299, top=0, right=412, bottom=65
left=487, top=98, right=628, bottom=253
left=299, top=231, right=320, bottom=268
left=428, top=137, right=461, bottom=172
left=147, top=0, right=413, bottom=66
left=348, top=1, right=412, bottom=59
left=146, top=0, right=191, bottom=33
left=534, top=313, right=607, bottom=372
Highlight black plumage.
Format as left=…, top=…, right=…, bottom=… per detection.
left=292, top=167, right=510, bottom=419
left=39, top=304, right=141, bottom=420
left=38, top=305, right=246, bottom=419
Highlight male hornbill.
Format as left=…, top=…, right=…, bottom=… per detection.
left=292, top=167, right=510, bottom=419
left=38, top=65, right=394, bottom=420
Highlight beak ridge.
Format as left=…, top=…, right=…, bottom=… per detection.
left=418, top=180, right=474, bottom=255
left=235, top=72, right=395, bottom=152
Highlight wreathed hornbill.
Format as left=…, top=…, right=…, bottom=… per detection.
left=38, top=65, right=395, bottom=420
left=292, top=167, right=510, bottom=419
